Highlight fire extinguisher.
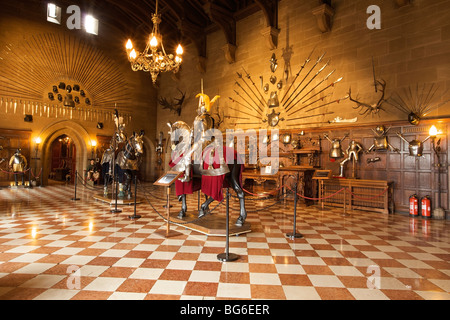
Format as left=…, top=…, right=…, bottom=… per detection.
left=421, top=196, right=431, bottom=219
left=409, top=194, right=418, bottom=217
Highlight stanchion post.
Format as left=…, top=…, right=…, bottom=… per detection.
left=28, top=169, right=32, bottom=188
left=39, top=167, right=43, bottom=188
left=71, top=170, right=80, bottom=200
left=110, top=172, right=122, bottom=213
left=129, top=175, right=141, bottom=220
left=286, top=175, right=303, bottom=239
left=217, top=188, right=239, bottom=262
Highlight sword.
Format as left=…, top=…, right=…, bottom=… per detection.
left=372, top=56, right=377, bottom=93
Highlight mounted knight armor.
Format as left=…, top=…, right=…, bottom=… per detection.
left=168, top=92, right=247, bottom=227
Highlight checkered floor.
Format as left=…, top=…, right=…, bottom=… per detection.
left=0, top=183, right=449, bottom=300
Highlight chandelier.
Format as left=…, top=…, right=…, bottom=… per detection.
left=125, top=0, right=183, bottom=84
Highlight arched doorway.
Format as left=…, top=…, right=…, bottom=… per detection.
left=48, top=134, right=76, bottom=183
left=37, top=120, right=90, bottom=186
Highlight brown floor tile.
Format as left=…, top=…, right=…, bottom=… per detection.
left=183, top=281, right=218, bottom=297
left=250, top=284, right=286, bottom=299
left=220, top=272, right=250, bottom=284
left=117, top=279, right=155, bottom=293
left=316, top=287, right=355, bottom=300
left=279, top=274, right=312, bottom=286
left=71, top=290, right=113, bottom=300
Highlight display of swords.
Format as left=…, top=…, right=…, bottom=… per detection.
left=229, top=48, right=346, bottom=128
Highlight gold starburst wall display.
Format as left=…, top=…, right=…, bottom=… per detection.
left=229, top=49, right=346, bottom=129
left=387, top=83, right=450, bottom=125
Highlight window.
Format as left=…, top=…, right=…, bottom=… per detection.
left=47, top=3, right=61, bottom=24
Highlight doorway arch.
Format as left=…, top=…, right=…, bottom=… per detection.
left=37, top=120, right=91, bottom=185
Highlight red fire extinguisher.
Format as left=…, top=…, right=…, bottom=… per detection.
left=421, top=196, right=431, bottom=219
left=409, top=194, right=418, bottom=217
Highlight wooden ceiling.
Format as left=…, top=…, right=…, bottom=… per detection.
left=92, top=0, right=279, bottom=58
left=1, top=0, right=279, bottom=67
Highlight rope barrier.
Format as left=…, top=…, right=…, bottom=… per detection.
left=0, top=168, right=30, bottom=174
left=137, top=179, right=225, bottom=226
left=285, top=185, right=347, bottom=201
left=30, top=168, right=42, bottom=179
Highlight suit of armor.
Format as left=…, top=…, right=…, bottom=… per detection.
left=9, top=149, right=27, bottom=186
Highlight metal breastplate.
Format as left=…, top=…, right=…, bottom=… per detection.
left=329, top=140, right=343, bottom=158
left=373, top=137, right=388, bottom=150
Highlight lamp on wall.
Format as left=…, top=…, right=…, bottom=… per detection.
left=125, top=0, right=183, bottom=84
left=90, top=139, right=97, bottom=160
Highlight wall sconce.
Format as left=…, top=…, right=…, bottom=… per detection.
left=90, top=139, right=97, bottom=159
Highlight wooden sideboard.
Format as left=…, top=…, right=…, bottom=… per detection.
left=320, top=178, right=394, bottom=214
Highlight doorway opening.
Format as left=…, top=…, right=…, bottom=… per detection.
left=48, top=134, right=76, bottom=184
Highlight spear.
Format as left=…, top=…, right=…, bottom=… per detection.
left=286, top=121, right=329, bottom=127
left=301, top=77, right=343, bottom=105
left=235, top=81, right=264, bottom=113
left=294, top=69, right=336, bottom=105
left=285, top=59, right=330, bottom=112
left=287, top=95, right=331, bottom=116
left=229, top=105, right=259, bottom=118
left=286, top=111, right=334, bottom=121
left=281, top=46, right=316, bottom=103
left=228, top=97, right=259, bottom=115
left=283, top=52, right=326, bottom=110
left=237, top=71, right=266, bottom=111
left=233, top=88, right=263, bottom=116
left=242, top=67, right=268, bottom=110
left=304, top=96, right=349, bottom=113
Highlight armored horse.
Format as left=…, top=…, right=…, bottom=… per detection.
left=168, top=93, right=247, bottom=227
left=102, top=130, right=145, bottom=198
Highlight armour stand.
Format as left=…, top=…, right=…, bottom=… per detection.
left=286, top=175, right=303, bottom=239
left=217, top=188, right=239, bottom=262
left=71, top=170, right=80, bottom=201
left=110, top=173, right=122, bottom=213
left=128, top=175, right=141, bottom=220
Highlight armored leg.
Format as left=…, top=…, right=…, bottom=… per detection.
left=228, top=163, right=247, bottom=227
left=177, top=194, right=187, bottom=218
left=199, top=196, right=214, bottom=218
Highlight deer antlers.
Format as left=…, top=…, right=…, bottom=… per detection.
left=158, top=89, right=186, bottom=116
left=348, top=79, right=386, bottom=117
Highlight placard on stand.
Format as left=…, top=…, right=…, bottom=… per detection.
left=153, top=171, right=184, bottom=238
